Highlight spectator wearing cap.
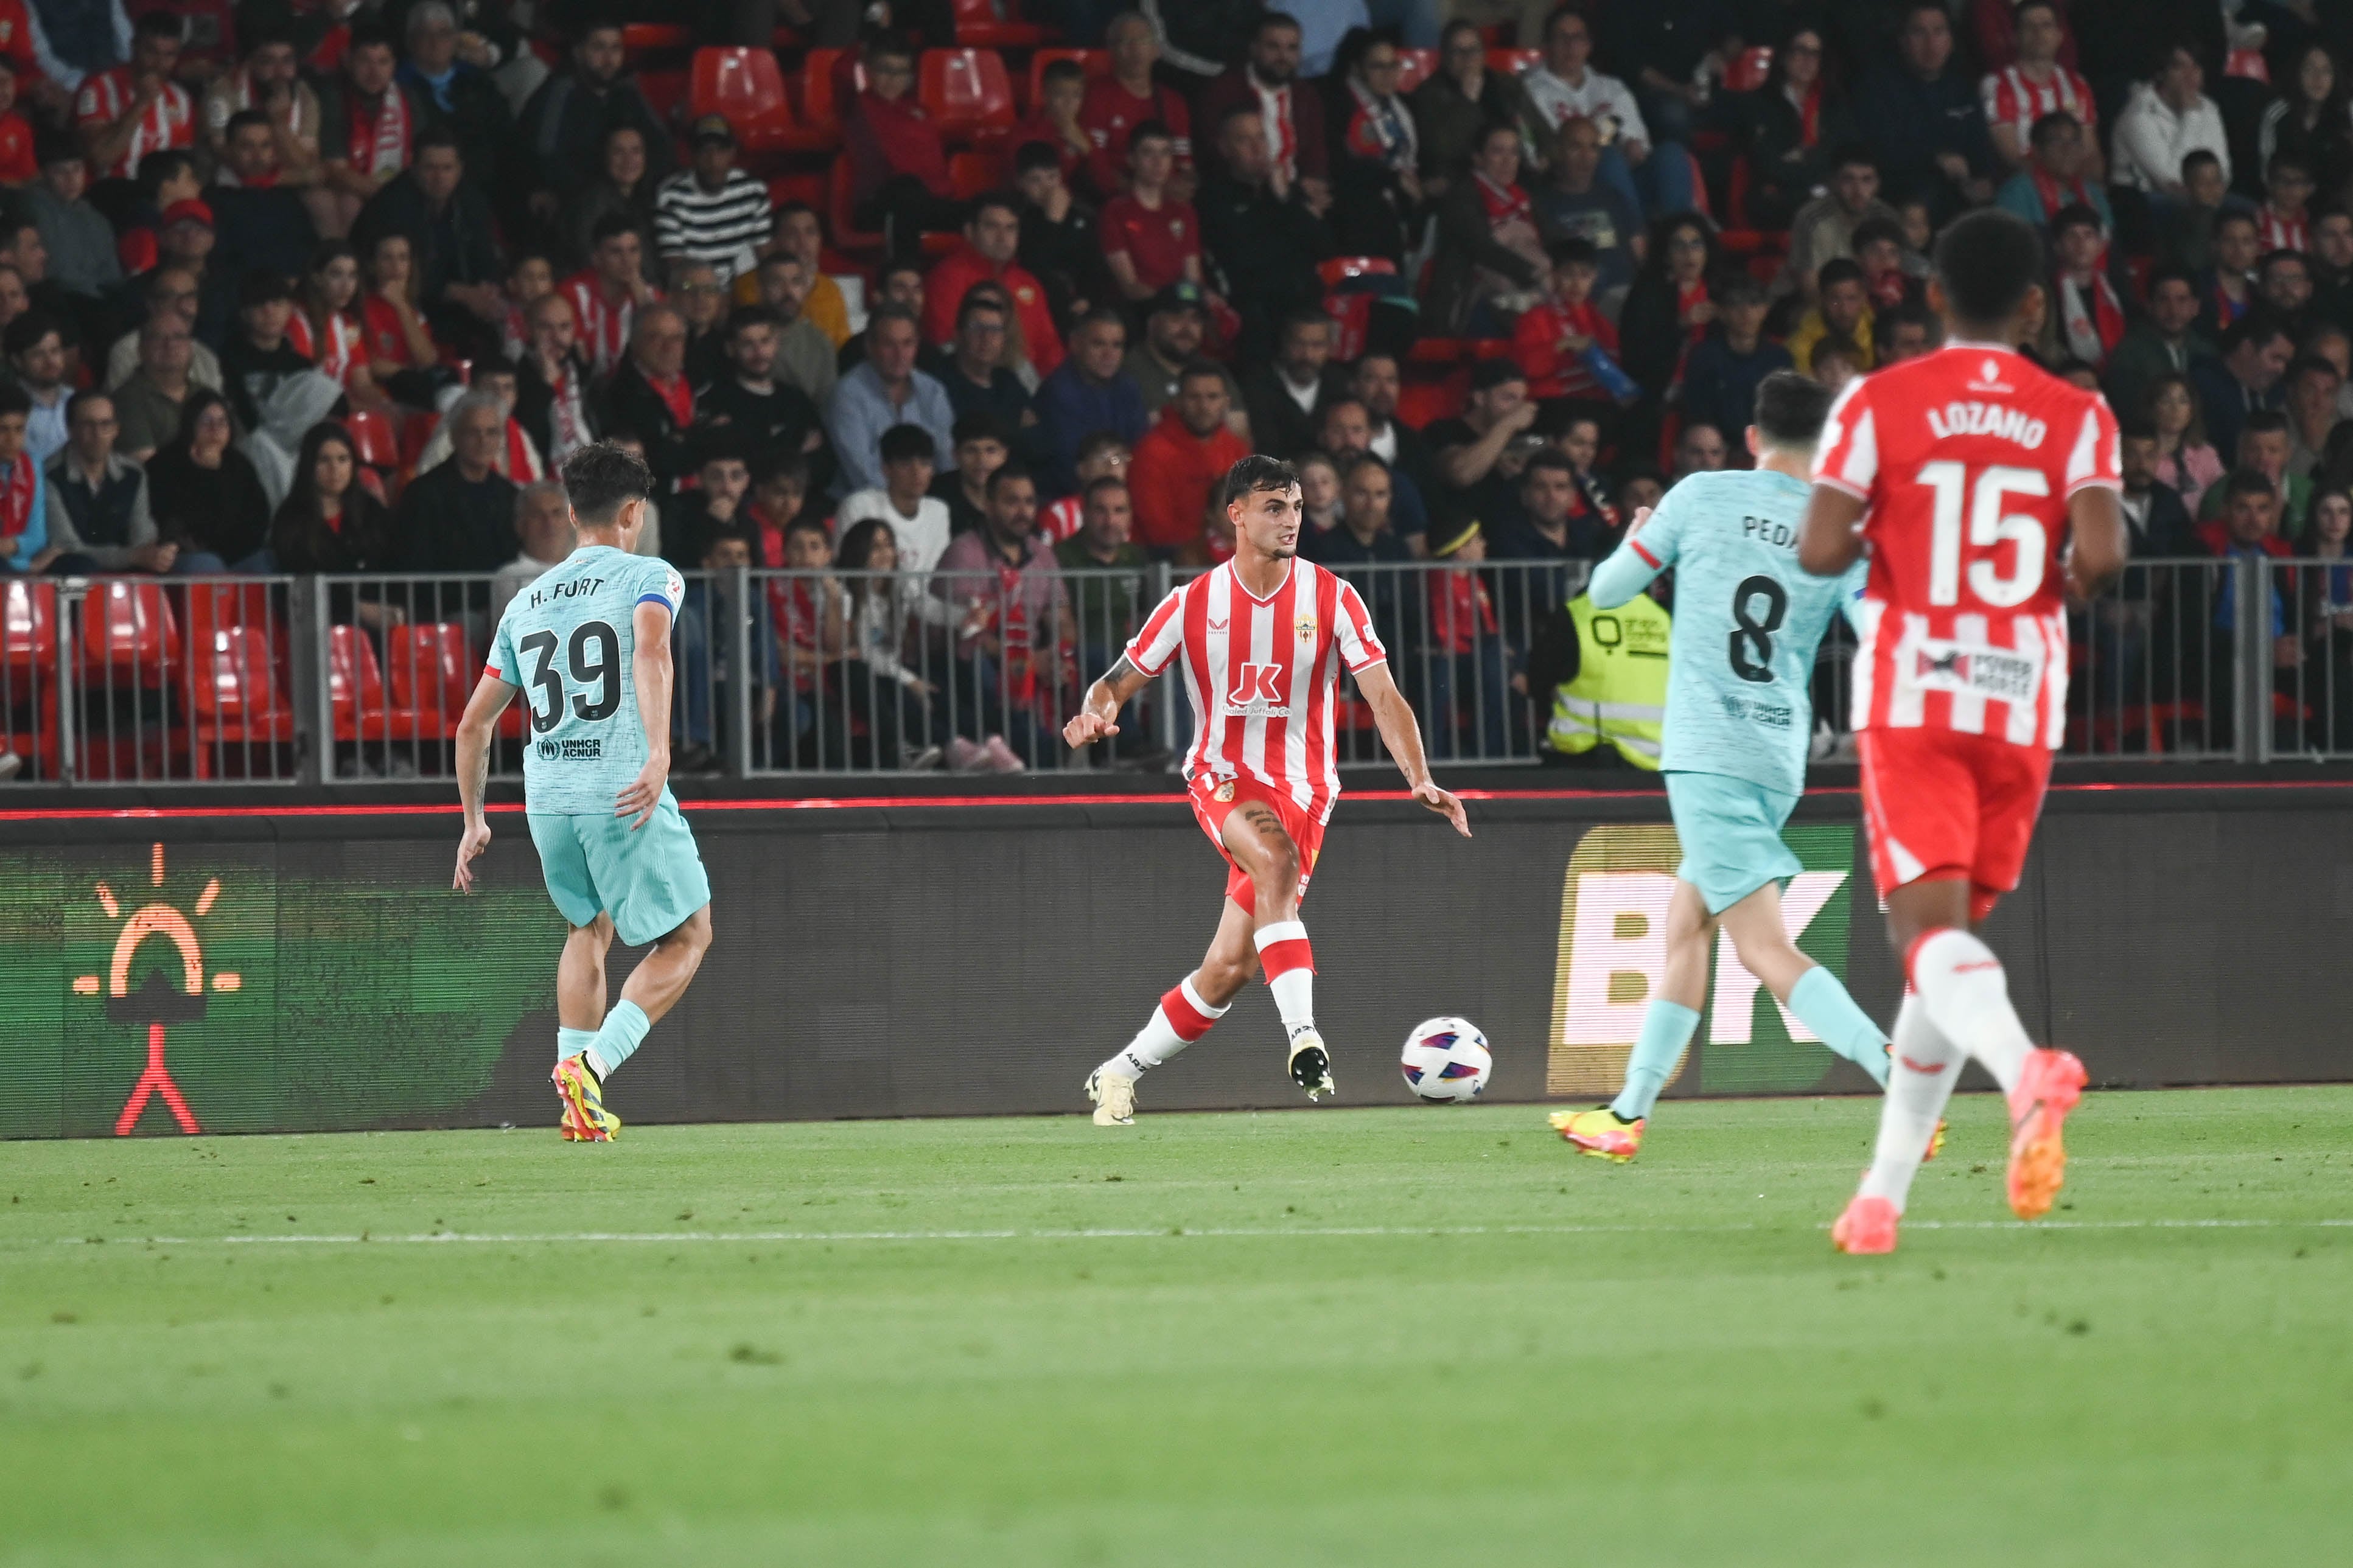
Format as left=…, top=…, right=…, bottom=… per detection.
left=655, top=116, right=774, bottom=287
left=395, top=0, right=513, bottom=207
left=209, top=108, right=320, bottom=287
left=74, top=10, right=195, bottom=183
left=24, top=139, right=119, bottom=305
left=1035, top=308, right=1147, bottom=497
left=0, top=59, right=35, bottom=187
left=1123, top=283, right=1240, bottom=422
left=825, top=301, right=956, bottom=498
left=939, top=288, right=1049, bottom=465
left=218, top=270, right=313, bottom=434
left=923, top=196, right=1065, bottom=381
left=5, top=310, right=68, bottom=466
left=598, top=301, right=696, bottom=496
left=1128, top=360, right=1251, bottom=555
left=353, top=124, right=503, bottom=354
left=1197, top=103, right=1335, bottom=360
left=843, top=31, right=962, bottom=256
left=1426, top=359, right=1537, bottom=537
left=516, top=19, right=673, bottom=226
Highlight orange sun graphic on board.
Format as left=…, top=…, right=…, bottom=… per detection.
left=71, top=843, right=239, bottom=1136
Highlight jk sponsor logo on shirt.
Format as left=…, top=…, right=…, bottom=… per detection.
left=1546, top=824, right=1859, bottom=1098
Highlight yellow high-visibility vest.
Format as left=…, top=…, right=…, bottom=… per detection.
left=1545, top=591, right=1669, bottom=770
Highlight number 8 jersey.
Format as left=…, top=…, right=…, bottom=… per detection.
left=1813, top=342, right=2121, bottom=750
left=488, top=545, right=686, bottom=815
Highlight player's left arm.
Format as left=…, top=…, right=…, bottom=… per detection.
left=1354, top=660, right=1470, bottom=837
left=452, top=671, right=517, bottom=893
left=2064, top=484, right=2128, bottom=602
left=617, top=599, right=676, bottom=830
left=1799, top=379, right=1873, bottom=577
left=1589, top=497, right=1677, bottom=608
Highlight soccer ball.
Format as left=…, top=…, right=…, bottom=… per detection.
left=1399, top=1017, right=1492, bottom=1103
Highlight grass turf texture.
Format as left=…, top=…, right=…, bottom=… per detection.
left=2, top=1087, right=2349, bottom=1567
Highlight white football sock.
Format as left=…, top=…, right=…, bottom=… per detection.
left=1097, top=978, right=1228, bottom=1080
left=1254, top=921, right=1315, bottom=1033
left=1858, top=994, right=1963, bottom=1211
left=1909, top=927, right=2033, bottom=1095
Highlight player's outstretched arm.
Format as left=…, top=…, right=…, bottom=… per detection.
left=2065, top=486, right=2129, bottom=602
left=1588, top=506, right=1664, bottom=609
left=1797, top=484, right=1868, bottom=578
left=1063, top=655, right=1151, bottom=749
left=453, top=672, right=517, bottom=892
left=617, top=601, right=675, bottom=830
left=1355, top=660, right=1470, bottom=837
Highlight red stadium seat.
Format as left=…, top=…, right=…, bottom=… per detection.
left=1394, top=48, right=1436, bottom=95
left=1318, top=256, right=1396, bottom=288
left=188, top=626, right=295, bottom=777
left=1, top=577, right=57, bottom=776
left=82, top=579, right=177, bottom=688
left=951, top=0, right=1047, bottom=49
left=1486, top=48, right=1540, bottom=78
left=386, top=622, right=473, bottom=738
left=767, top=172, right=826, bottom=211
left=326, top=623, right=388, bottom=739
left=1024, top=47, right=1107, bottom=111
left=620, top=24, right=694, bottom=54
left=344, top=406, right=399, bottom=469
left=637, top=67, right=687, bottom=125
left=826, top=155, right=886, bottom=256
left=949, top=148, right=1006, bottom=199
left=797, top=49, right=864, bottom=137
left=690, top=46, right=803, bottom=152
left=1396, top=368, right=1469, bottom=428
left=1408, top=336, right=1469, bottom=364
left=920, top=48, right=1018, bottom=142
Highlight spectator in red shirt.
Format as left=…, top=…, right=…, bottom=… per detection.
left=0, top=60, right=32, bottom=186
left=921, top=193, right=1064, bottom=380
left=1015, top=57, right=1092, bottom=192
left=1512, top=237, right=1619, bottom=414
left=842, top=30, right=963, bottom=259
left=1100, top=122, right=1203, bottom=305
left=76, top=11, right=197, bottom=183
left=1080, top=13, right=1192, bottom=201
left=1127, top=360, right=1250, bottom=555
left=1423, top=512, right=1508, bottom=759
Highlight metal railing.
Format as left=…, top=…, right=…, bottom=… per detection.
left=0, top=556, right=2310, bottom=786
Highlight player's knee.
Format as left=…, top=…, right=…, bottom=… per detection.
left=1250, top=837, right=1302, bottom=895
left=664, top=905, right=714, bottom=960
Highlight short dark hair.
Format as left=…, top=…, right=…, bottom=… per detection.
left=1830, top=142, right=1877, bottom=173
left=1042, top=58, right=1087, bottom=87
left=1545, top=235, right=1600, bottom=270
left=2116, top=417, right=2158, bottom=443
left=1012, top=139, right=1061, bottom=176
left=2288, top=354, right=2342, bottom=387
left=559, top=441, right=654, bottom=525
left=414, top=125, right=463, bottom=159
left=986, top=461, right=1036, bottom=498
left=755, top=451, right=809, bottom=490
left=1851, top=217, right=1904, bottom=254
left=3, top=309, right=60, bottom=358
left=133, top=9, right=182, bottom=41
left=1071, top=306, right=1126, bottom=340
left=967, top=191, right=1022, bottom=228
left=865, top=28, right=917, bottom=65
left=702, top=524, right=758, bottom=561
left=1932, top=209, right=2044, bottom=329
left=2220, top=311, right=2293, bottom=355
left=2242, top=409, right=2291, bottom=439
left=2214, top=207, right=2259, bottom=235
left=953, top=411, right=1010, bottom=447
left=2259, top=248, right=2310, bottom=278
left=0, top=378, right=31, bottom=419
left=783, top=512, right=830, bottom=543
left=2051, top=203, right=2103, bottom=239
left=2148, top=264, right=2199, bottom=296
left=65, top=388, right=113, bottom=427
left=237, top=269, right=295, bottom=310
left=224, top=108, right=272, bottom=141
left=1816, top=258, right=1865, bottom=293
left=1256, top=10, right=1302, bottom=38
left=1753, top=370, right=1836, bottom=449
left=1178, top=358, right=1229, bottom=389
left=2224, top=466, right=2277, bottom=502
left=1520, top=449, right=1575, bottom=483
left=135, top=148, right=195, bottom=201
left=725, top=304, right=781, bottom=341
left=590, top=212, right=640, bottom=248
left=2270, top=150, right=2315, bottom=182
left=1083, top=473, right=1130, bottom=505
left=1128, top=118, right=1174, bottom=155
left=879, top=423, right=939, bottom=465
left=1717, top=273, right=1768, bottom=309
left=956, top=289, right=1009, bottom=329
left=2182, top=148, right=2223, bottom=175
left=2027, top=110, right=2080, bottom=150
left=1220, top=453, right=1298, bottom=509
left=1074, top=429, right=1130, bottom=464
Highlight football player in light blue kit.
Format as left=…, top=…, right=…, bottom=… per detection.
left=453, top=442, right=714, bottom=1142
left=1551, top=372, right=1898, bottom=1163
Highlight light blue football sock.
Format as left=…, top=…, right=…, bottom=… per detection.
left=1611, top=1000, right=1702, bottom=1122
left=1787, top=965, right=1891, bottom=1087
left=556, top=1026, right=597, bottom=1067
left=584, top=1001, right=651, bottom=1080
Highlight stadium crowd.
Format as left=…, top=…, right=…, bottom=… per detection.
left=4, top=0, right=2353, bottom=777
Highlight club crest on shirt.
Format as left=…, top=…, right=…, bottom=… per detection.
left=1214, top=779, right=1236, bottom=802
left=1294, top=612, right=1317, bottom=641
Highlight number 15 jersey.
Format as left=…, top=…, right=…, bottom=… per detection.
left=1814, top=343, right=2120, bottom=750
left=488, top=545, right=685, bottom=815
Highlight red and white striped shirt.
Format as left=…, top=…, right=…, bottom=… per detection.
left=287, top=309, right=361, bottom=386
left=1980, top=63, right=2096, bottom=148
left=1124, top=559, right=1386, bottom=824
left=1040, top=495, right=1085, bottom=543
left=75, top=67, right=197, bottom=181
left=1813, top=343, right=2121, bottom=750
left=2259, top=204, right=2310, bottom=256
left=559, top=271, right=646, bottom=378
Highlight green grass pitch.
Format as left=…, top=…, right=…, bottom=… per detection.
left=2, top=1087, right=2349, bottom=1566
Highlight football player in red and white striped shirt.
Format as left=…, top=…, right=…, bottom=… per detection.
left=1981, top=1, right=2098, bottom=175
left=75, top=12, right=197, bottom=183
left=1799, top=209, right=2127, bottom=1255
left=1064, top=455, right=1469, bottom=1124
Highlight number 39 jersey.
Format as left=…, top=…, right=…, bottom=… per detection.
left=1814, top=343, right=2121, bottom=750
left=488, top=545, right=685, bottom=815
left=1598, top=467, right=1867, bottom=796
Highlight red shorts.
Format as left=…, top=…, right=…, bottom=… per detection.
left=1187, top=773, right=1326, bottom=916
left=1857, top=727, right=2052, bottom=916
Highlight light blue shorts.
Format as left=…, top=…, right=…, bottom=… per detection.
left=527, top=795, right=711, bottom=947
left=1665, top=770, right=1803, bottom=916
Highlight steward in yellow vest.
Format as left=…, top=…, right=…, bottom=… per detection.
left=1536, top=590, right=1670, bottom=768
